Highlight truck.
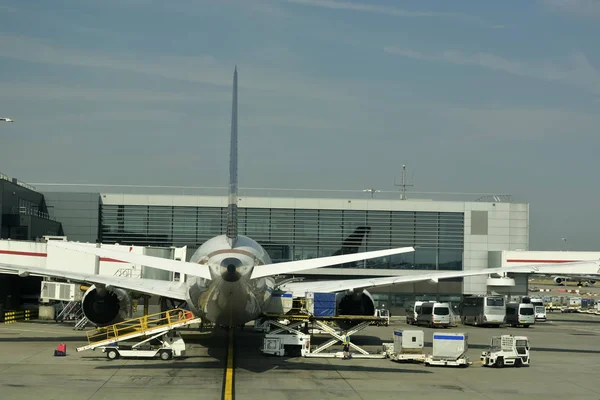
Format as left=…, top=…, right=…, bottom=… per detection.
left=480, top=335, right=530, bottom=368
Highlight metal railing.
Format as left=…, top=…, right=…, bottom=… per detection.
left=85, top=308, right=194, bottom=345
left=0, top=172, right=36, bottom=191
left=10, top=206, right=56, bottom=221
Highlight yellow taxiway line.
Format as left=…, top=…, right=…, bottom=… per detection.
left=223, top=328, right=235, bottom=400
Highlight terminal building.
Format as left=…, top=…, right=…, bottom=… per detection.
left=0, top=173, right=64, bottom=311
left=1, top=172, right=538, bottom=314
left=38, top=189, right=530, bottom=312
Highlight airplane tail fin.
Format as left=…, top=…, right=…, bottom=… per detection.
left=226, top=67, right=239, bottom=247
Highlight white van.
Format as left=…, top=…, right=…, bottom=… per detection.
left=416, top=302, right=452, bottom=327
left=405, top=301, right=424, bottom=325
left=529, top=298, right=547, bottom=322
left=505, top=303, right=535, bottom=327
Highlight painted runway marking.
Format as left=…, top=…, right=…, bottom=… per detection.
left=222, top=328, right=235, bottom=400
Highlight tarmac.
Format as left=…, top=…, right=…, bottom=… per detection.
left=1, top=311, right=600, bottom=400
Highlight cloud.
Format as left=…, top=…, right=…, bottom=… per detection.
left=538, top=0, right=600, bottom=18
left=0, top=34, right=356, bottom=103
left=286, top=0, right=503, bottom=28
left=0, top=83, right=229, bottom=103
left=384, top=46, right=600, bottom=95
left=438, top=106, right=600, bottom=140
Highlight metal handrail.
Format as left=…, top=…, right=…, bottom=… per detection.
left=85, top=308, right=193, bottom=345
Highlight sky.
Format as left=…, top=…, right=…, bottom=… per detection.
left=0, top=0, right=599, bottom=251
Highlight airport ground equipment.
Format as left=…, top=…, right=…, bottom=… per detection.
left=76, top=308, right=201, bottom=357
left=101, top=330, right=187, bottom=360
left=480, top=335, right=530, bottom=368
left=258, top=314, right=386, bottom=358
left=307, top=319, right=384, bottom=358
left=424, top=332, right=471, bottom=367
left=371, top=308, right=389, bottom=326
left=260, top=319, right=310, bottom=357
left=385, top=329, right=426, bottom=363
left=262, top=332, right=311, bottom=357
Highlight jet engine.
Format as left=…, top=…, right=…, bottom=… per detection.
left=335, top=289, right=376, bottom=316
left=553, top=276, right=566, bottom=285
left=81, top=285, right=133, bottom=326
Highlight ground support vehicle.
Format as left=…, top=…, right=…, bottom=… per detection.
left=480, top=335, right=530, bottom=368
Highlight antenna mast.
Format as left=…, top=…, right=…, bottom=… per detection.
left=394, top=164, right=414, bottom=200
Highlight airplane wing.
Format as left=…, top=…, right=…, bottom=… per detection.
left=0, top=263, right=188, bottom=300
left=278, top=260, right=600, bottom=297
left=48, top=241, right=212, bottom=280
left=250, top=246, right=415, bottom=279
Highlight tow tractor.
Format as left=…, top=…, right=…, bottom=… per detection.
left=480, top=335, right=530, bottom=368
left=372, top=308, right=390, bottom=326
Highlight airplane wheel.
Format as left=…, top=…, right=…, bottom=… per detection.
left=106, top=349, right=119, bottom=360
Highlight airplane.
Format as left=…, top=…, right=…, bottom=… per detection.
left=551, top=275, right=599, bottom=286
left=2, top=67, right=600, bottom=330
left=0, top=117, right=14, bottom=122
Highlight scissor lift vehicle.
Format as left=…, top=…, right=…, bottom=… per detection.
left=259, top=314, right=386, bottom=358
left=76, top=308, right=202, bottom=360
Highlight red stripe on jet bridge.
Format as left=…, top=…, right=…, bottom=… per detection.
left=506, top=259, right=579, bottom=263
left=99, top=257, right=127, bottom=263
left=0, top=250, right=47, bottom=257
left=0, top=250, right=125, bottom=263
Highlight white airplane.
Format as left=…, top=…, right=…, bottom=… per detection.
left=551, top=275, right=599, bottom=286
left=1, top=68, right=600, bottom=329
left=0, top=117, right=14, bottom=122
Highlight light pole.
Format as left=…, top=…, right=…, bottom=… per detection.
left=363, top=188, right=380, bottom=198
left=0, top=117, right=14, bottom=122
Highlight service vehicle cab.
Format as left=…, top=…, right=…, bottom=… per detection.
left=481, top=335, right=530, bottom=368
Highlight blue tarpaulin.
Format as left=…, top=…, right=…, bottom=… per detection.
left=313, top=292, right=336, bottom=316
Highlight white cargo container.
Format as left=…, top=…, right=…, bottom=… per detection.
left=432, top=332, right=468, bottom=359
left=386, top=330, right=426, bottom=362
left=424, top=332, right=471, bottom=367
left=393, top=330, right=424, bottom=353
left=569, top=297, right=582, bottom=307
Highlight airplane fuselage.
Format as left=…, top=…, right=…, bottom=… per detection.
left=184, top=234, right=275, bottom=326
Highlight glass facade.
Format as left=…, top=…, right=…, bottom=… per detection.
left=100, top=206, right=464, bottom=271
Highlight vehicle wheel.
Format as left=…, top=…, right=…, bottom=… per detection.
left=524, top=324, right=530, bottom=328
left=515, top=359, right=522, bottom=368
left=159, top=350, right=172, bottom=360
left=106, top=349, right=119, bottom=360
left=495, top=357, right=504, bottom=368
